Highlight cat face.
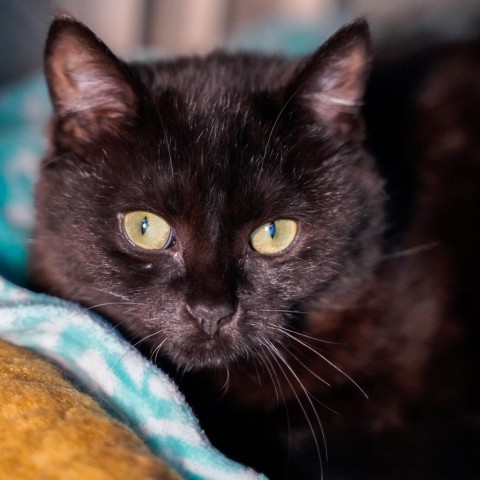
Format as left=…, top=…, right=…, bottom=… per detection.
left=32, top=16, right=384, bottom=370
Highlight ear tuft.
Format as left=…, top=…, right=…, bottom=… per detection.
left=287, top=19, right=372, bottom=136
left=45, top=15, right=138, bottom=142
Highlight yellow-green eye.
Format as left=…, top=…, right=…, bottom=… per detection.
left=250, top=219, right=297, bottom=254
left=123, top=211, right=173, bottom=250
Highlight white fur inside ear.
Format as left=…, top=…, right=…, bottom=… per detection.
left=294, top=22, right=371, bottom=126
left=307, top=46, right=368, bottom=121
left=56, top=68, right=132, bottom=117
left=50, top=42, right=134, bottom=118
left=45, top=21, right=138, bottom=140
left=307, top=93, right=363, bottom=108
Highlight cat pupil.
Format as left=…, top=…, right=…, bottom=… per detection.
left=269, top=222, right=276, bottom=239
left=141, top=217, right=148, bottom=236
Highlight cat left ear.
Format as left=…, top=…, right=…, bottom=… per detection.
left=45, top=14, right=139, bottom=142
left=287, top=19, right=372, bottom=137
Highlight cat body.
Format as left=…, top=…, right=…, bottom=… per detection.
left=31, top=16, right=479, bottom=479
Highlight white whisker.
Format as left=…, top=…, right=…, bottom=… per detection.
left=283, top=346, right=331, bottom=387
left=280, top=329, right=369, bottom=399
left=88, top=286, right=131, bottom=301
left=258, top=345, right=282, bottom=404
left=152, top=338, right=168, bottom=365
left=116, top=328, right=164, bottom=367
left=262, top=337, right=326, bottom=477
left=380, top=242, right=439, bottom=261
left=86, top=301, right=143, bottom=311
left=259, top=308, right=308, bottom=314
left=273, top=323, right=341, bottom=345
left=219, top=367, right=231, bottom=397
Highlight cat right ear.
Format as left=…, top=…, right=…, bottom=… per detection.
left=45, top=14, right=139, bottom=143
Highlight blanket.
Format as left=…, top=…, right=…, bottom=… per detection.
left=0, top=275, right=263, bottom=479
left=0, top=338, right=180, bottom=480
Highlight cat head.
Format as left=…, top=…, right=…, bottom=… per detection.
left=32, top=15, right=384, bottom=370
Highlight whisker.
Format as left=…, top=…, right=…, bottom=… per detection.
left=219, top=367, right=231, bottom=397
left=272, top=323, right=341, bottom=345
left=259, top=309, right=308, bottom=315
left=379, top=242, right=439, bottom=261
left=260, top=83, right=305, bottom=171
left=115, top=328, right=164, bottom=367
left=258, top=345, right=281, bottom=404
left=152, top=96, right=174, bottom=179
left=88, top=286, right=131, bottom=301
left=285, top=343, right=341, bottom=416
left=262, top=338, right=326, bottom=477
left=266, top=339, right=328, bottom=456
left=131, top=329, right=165, bottom=350
left=280, top=330, right=369, bottom=399
left=282, top=346, right=331, bottom=387
left=152, top=338, right=168, bottom=365
left=85, top=301, right=143, bottom=311
left=256, top=344, right=294, bottom=472
left=251, top=351, right=263, bottom=387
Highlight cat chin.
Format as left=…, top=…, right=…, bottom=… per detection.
left=166, top=345, right=240, bottom=371
left=158, top=329, right=247, bottom=371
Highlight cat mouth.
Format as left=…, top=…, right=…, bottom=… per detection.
left=156, top=307, right=245, bottom=370
left=165, top=326, right=245, bottom=371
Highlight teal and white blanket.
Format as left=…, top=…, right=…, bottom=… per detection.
left=0, top=77, right=264, bottom=479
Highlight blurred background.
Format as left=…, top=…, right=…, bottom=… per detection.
left=0, top=0, right=479, bottom=284
left=1, top=0, right=480, bottom=85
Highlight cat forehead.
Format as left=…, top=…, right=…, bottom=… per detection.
left=129, top=56, right=304, bottom=167
left=109, top=130, right=303, bottom=225
left=136, top=52, right=299, bottom=99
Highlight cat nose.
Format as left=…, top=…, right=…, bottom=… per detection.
left=186, top=302, right=234, bottom=337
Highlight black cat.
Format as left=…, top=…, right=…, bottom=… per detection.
left=31, top=15, right=479, bottom=479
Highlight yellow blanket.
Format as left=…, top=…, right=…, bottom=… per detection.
left=0, top=339, right=180, bottom=480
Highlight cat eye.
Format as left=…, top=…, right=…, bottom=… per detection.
left=123, top=211, right=173, bottom=250
left=250, top=219, right=298, bottom=254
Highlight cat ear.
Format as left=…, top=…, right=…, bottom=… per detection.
left=287, top=19, right=372, bottom=137
left=45, top=14, right=138, bottom=142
